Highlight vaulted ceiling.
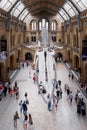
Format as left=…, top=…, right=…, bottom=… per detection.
left=24, top=0, right=65, bottom=17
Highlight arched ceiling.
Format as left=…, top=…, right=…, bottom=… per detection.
left=24, top=0, right=65, bottom=17
left=0, top=0, right=87, bottom=22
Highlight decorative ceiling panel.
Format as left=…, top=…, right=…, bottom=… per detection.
left=24, top=0, right=65, bottom=16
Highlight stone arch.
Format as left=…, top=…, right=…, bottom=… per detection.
left=73, top=54, right=80, bottom=71
left=10, top=54, right=15, bottom=69
left=25, top=52, right=33, bottom=61
left=55, top=52, right=63, bottom=62
left=0, top=62, right=5, bottom=82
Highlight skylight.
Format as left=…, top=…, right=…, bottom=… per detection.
left=0, top=0, right=17, bottom=12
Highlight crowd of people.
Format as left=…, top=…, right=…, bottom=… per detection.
left=0, top=80, right=20, bottom=100
left=64, top=83, right=86, bottom=116
left=13, top=92, right=33, bottom=130
left=0, top=60, right=87, bottom=130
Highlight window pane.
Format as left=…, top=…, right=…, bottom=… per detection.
left=23, top=14, right=31, bottom=22
left=0, top=0, right=8, bottom=8
left=59, top=9, right=69, bottom=20
left=19, top=9, right=28, bottom=20
left=0, top=0, right=17, bottom=12
left=31, top=21, right=36, bottom=31
left=57, top=14, right=64, bottom=22
left=46, top=22, right=48, bottom=30
left=11, top=1, right=25, bottom=17
left=39, top=22, right=42, bottom=30
left=64, top=1, right=78, bottom=17
left=51, top=21, right=57, bottom=31
left=80, top=0, right=87, bottom=9
left=72, top=0, right=87, bottom=11
left=42, top=19, right=45, bottom=27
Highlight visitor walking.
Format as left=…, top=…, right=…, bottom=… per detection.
left=28, top=113, right=33, bottom=129
left=13, top=111, right=19, bottom=128
left=23, top=114, right=28, bottom=130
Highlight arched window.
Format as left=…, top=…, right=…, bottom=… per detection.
left=39, top=18, right=48, bottom=30
left=51, top=20, right=57, bottom=31
left=31, top=20, right=36, bottom=31
left=39, top=22, right=42, bottom=30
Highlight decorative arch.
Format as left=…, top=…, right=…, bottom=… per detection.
left=25, top=52, right=33, bottom=61
left=55, top=52, right=63, bottom=62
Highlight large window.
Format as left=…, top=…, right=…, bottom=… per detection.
left=0, top=0, right=17, bottom=12
left=63, top=1, right=78, bottom=17
left=11, top=1, right=25, bottom=17
left=31, top=21, right=36, bottom=31
left=39, top=19, right=48, bottom=30
left=51, top=21, right=57, bottom=31
left=57, top=14, right=64, bottom=23
left=59, top=9, right=69, bottom=20
left=19, top=9, right=29, bottom=21
left=72, top=0, right=87, bottom=11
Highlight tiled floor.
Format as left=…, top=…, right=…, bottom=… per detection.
left=0, top=51, right=87, bottom=130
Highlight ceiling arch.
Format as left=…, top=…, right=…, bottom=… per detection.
left=24, top=0, right=65, bottom=16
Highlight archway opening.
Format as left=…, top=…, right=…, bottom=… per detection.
left=25, top=52, right=33, bottom=61
left=55, top=52, right=63, bottom=62
left=0, top=36, right=7, bottom=60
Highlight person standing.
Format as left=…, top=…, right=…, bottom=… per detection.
left=3, top=85, right=7, bottom=97
left=28, top=113, right=33, bottom=129
left=33, top=73, right=36, bottom=83
left=19, top=100, right=23, bottom=114
left=69, top=92, right=73, bottom=104
left=23, top=114, right=28, bottom=130
left=13, top=111, right=19, bottom=128
left=22, top=101, right=28, bottom=115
